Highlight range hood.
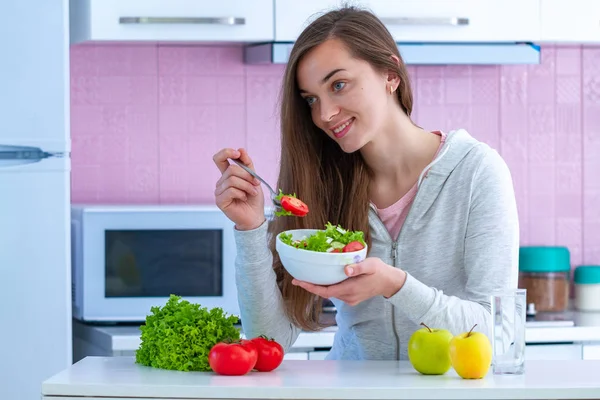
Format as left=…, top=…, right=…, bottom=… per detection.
left=244, top=42, right=540, bottom=65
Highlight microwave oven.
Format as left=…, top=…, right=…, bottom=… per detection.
left=71, top=204, right=269, bottom=323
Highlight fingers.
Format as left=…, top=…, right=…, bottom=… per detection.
left=213, top=148, right=241, bottom=174
left=215, top=173, right=259, bottom=198
left=237, top=148, right=256, bottom=171
left=216, top=161, right=260, bottom=190
left=213, top=148, right=261, bottom=187
left=345, top=260, right=375, bottom=277
left=217, top=187, right=248, bottom=207
left=233, top=148, right=261, bottom=187
left=214, top=152, right=262, bottom=208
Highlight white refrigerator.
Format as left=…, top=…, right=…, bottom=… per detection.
left=0, top=1, right=72, bottom=399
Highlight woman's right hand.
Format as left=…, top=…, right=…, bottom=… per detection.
left=213, top=148, right=266, bottom=231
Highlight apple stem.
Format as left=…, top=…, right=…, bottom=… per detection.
left=420, top=322, right=432, bottom=333
left=467, top=324, right=477, bottom=337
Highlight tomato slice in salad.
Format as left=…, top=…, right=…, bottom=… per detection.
left=281, top=196, right=309, bottom=217
left=342, top=241, right=364, bottom=252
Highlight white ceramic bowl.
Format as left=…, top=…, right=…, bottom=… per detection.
left=275, top=229, right=368, bottom=285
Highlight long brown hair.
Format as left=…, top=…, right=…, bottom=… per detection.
left=267, top=5, right=415, bottom=331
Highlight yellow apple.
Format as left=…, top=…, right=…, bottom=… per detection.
left=449, top=324, right=492, bottom=379
left=407, top=322, right=453, bottom=375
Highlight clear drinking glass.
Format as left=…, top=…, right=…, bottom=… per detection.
left=490, top=288, right=526, bottom=374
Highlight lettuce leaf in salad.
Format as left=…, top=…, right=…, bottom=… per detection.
left=274, top=209, right=295, bottom=217
left=278, top=222, right=366, bottom=253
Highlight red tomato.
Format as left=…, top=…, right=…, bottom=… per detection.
left=342, top=241, right=365, bottom=252
left=241, top=339, right=258, bottom=362
left=250, top=335, right=284, bottom=372
left=281, top=196, right=309, bottom=217
left=208, top=340, right=258, bottom=376
left=331, top=248, right=342, bottom=253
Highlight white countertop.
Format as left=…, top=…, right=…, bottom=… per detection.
left=42, top=356, right=600, bottom=399
left=74, top=309, right=600, bottom=352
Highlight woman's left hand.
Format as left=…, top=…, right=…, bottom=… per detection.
left=292, top=257, right=407, bottom=306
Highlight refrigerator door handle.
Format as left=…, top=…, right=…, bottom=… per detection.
left=0, top=144, right=67, bottom=168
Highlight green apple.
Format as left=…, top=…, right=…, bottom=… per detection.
left=408, top=322, right=453, bottom=375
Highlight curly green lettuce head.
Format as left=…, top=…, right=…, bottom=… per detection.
left=135, top=294, right=240, bottom=372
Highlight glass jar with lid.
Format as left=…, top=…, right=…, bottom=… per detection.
left=574, top=265, right=600, bottom=312
left=518, top=246, right=571, bottom=312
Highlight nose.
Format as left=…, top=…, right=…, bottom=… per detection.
left=319, top=97, right=339, bottom=124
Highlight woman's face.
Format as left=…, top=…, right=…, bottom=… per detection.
left=296, top=38, right=395, bottom=153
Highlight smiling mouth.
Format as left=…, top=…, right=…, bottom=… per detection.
left=331, top=118, right=355, bottom=139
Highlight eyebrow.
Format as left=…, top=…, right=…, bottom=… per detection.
left=299, top=68, right=346, bottom=94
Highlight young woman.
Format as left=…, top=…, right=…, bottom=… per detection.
left=212, top=6, right=519, bottom=360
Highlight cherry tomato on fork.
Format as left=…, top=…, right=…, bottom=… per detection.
left=281, top=196, right=309, bottom=217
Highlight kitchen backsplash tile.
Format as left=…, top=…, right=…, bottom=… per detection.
left=70, top=44, right=600, bottom=266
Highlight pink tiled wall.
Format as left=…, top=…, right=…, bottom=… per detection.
left=70, top=44, right=600, bottom=266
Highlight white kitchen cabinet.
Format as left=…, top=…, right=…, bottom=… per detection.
left=540, top=0, right=600, bottom=43
left=308, top=351, right=329, bottom=360
left=274, top=0, right=540, bottom=43
left=283, top=352, right=309, bottom=360
left=583, top=344, right=600, bottom=360
left=70, top=0, right=274, bottom=44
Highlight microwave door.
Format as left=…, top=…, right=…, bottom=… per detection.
left=104, top=229, right=224, bottom=298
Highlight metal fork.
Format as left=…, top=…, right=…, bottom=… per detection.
left=229, top=158, right=282, bottom=210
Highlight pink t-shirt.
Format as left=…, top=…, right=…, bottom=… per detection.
left=374, top=131, right=446, bottom=241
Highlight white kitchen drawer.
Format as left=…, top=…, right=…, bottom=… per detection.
left=70, top=0, right=274, bottom=44
left=525, top=344, right=583, bottom=360
left=540, top=0, right=600, bottom=43
left=275, top=0, right=540, bottom=43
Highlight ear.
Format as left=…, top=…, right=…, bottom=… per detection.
left=385, top=54, right=402, bottom=91
left=385, top=72, right=401, bottom=93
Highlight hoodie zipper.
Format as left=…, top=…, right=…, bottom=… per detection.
left=369, top=206, right=401, bottom=360
left=390, top=240, right=399, bottom=360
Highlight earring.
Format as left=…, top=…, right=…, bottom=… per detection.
left=389, top=86, right=394, bottom=95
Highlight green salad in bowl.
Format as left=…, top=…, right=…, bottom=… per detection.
left=275, top=223, right=368, bottom=285
left=278, top=222, right=366, bottom=253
